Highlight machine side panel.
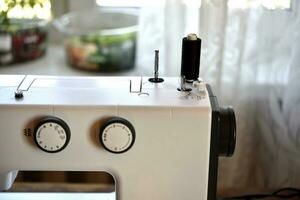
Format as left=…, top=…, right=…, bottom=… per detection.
left=206, top=84, right=220, bottom=200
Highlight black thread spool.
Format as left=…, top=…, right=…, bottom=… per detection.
left=180, top=34, right=201, bottom=82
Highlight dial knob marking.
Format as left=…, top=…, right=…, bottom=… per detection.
left=34, top=117, right=70, bottom=153
left=99, top=117, right=135, bottom=154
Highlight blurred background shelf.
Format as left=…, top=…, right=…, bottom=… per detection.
left=0, top=45, right=138, bottom=76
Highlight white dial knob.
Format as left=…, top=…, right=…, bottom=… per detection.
left=34, top=117, right=71, bottom=153
left=100, top=117, right=135, bottom=154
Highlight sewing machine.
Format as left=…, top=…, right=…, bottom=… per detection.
left=0, top=34, right=236, bottom=200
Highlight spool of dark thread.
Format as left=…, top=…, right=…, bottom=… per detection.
left=180, top=34, right=201, bottom=82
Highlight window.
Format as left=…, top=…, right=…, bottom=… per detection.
left=96, top=0, right=291, bottom=9
left=228, top=0, right=291, bottom=9
left=96, top=0, right=201, bottom=8
left=96, top=0, right=165, bottom=7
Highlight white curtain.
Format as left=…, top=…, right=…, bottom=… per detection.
left=137, top=0, right=300, bottom=195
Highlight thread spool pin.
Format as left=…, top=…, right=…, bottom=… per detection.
left=177, top=76, right=192, bottom=92
left=149, top=50, right=164, bottom=83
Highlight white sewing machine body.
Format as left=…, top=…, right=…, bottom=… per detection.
left=0, top=75, right=234, bottom=200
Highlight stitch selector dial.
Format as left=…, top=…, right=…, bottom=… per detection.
left=34, top=117, right=71, bottom=153
left=99, top=117, right=135, bottom=154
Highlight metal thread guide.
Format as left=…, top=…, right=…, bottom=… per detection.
left=14, top=76, right=37, bottom=99
left=129, top=77, right=149, bottom=96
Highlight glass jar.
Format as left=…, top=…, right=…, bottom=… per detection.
left=0, top=18, right=48, bottom=65
left=53, top=8, right=138, bottom=72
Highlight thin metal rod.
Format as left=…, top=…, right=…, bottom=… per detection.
left=139, top=76, right=143, bottom=92
left=16, top=75, right=27, bottom=91
left=154, top=50, right=159, bottom=79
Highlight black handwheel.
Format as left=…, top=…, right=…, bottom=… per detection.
left=218, top=107, right=236, bottom=157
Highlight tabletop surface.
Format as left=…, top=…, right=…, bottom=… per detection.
left=0, top=192, right=115, bottom=200
left=0, top=45, right=139, bottom=77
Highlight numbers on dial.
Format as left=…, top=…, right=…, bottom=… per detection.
left=100, top=117, right=135, bottom=154
left=34, top=117, right=70, bottom=153
left=102, top=123, right=132, bottom=151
